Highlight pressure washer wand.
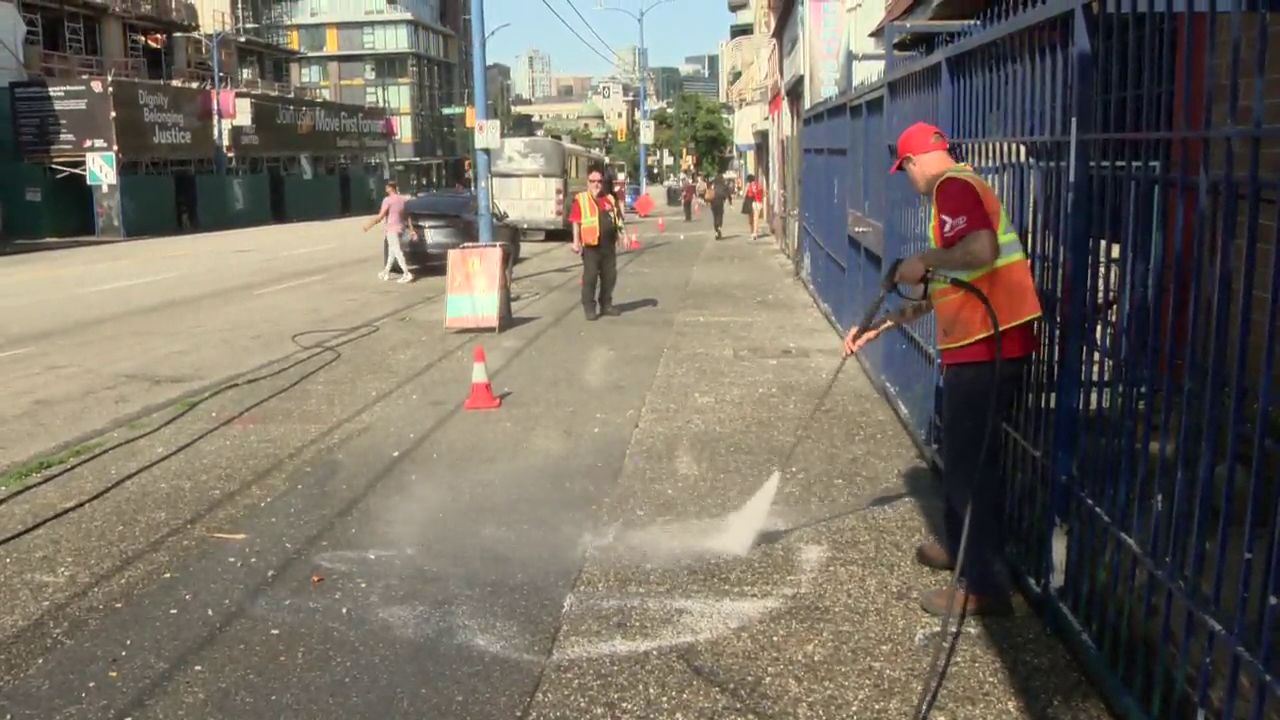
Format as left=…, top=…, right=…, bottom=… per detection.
left=843, top=258, right=903, bottom=350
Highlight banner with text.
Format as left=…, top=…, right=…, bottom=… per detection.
left=229, top=95, right=391, bottom=156
left=110, top=80, right=217, bottom=160
left=9, top=79, right=114, bottom=160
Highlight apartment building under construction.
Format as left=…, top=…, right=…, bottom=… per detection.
left=1, top=0, right=396, bottom=240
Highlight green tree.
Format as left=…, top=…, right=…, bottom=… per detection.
left=650, top=93, right=732, bottom=176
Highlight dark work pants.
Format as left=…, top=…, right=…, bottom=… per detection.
left=939, top=357, right=1028, bottom=596
left=683, top=199, right=693, bottom=221
left=581, top=240, right=618, bottom=310
left=711, top=202, right=725, bottom=233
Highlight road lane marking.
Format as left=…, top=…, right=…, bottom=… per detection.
left=253, top=274, right=326, bottom=295
left=0, top=347, right=34, bottom=359
left=279, top=244, right=336, bottom=257
left=83, top=273, right=180, bottom=293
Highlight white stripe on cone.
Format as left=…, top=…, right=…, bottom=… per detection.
left=472, top=360, right=490, bottom=384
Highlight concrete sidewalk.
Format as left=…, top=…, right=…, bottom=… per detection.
left=524, top=216, right=1111, bottom=718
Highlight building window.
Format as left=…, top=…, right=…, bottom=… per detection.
left=364, top=0, right=385, bottom=14
left=299, top=60, right=328, bottom=84
left=368, top=57, right=407, bottom=79
left=298, top=27, right=326, bottom=52
left=361, top=22, right=410, bottom=51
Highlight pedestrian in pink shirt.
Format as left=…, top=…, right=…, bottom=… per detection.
left=363, top=180, right=418, bottom=284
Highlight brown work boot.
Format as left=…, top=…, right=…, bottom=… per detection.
left=919, top=587, right=1014, bottom=618
left=915, top=542, right=956, bottom=572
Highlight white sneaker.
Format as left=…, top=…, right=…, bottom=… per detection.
left=397, top=273, right=415, bottom=284
left=378, top=271, right=391, bottom=281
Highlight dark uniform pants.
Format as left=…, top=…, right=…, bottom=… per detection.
left=939, top=356, right=1028, bottom=596
left=683, top=199, right=693, bottom=220
left=711, top=201, right=725, bottom=233
left=581, top=241, right=617, bottom=311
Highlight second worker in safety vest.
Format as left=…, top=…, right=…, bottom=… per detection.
left=570, top=164, right=626, bottom=321
left=844, top=122, right=1042, bottom=618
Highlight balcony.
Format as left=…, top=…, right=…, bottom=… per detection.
left=727, top=0, right=749, bottom=11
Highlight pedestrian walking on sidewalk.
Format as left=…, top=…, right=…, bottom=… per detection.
left=363, top=180, right=418, bottom=284
left=570, top=164, right=625, bottom=321
left=741, top=174, right=764, bottom=239
left=843, top=122, right=1042, bottom=618
left=681, top=177, right=696, bottom=221
left=709, top=172, right=729, bottom=239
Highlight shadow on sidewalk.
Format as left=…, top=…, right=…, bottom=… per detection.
left=900, top=464, right=1103, bottom=720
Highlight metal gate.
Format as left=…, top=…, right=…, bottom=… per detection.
left=799, top=2, right=1279, bottom=717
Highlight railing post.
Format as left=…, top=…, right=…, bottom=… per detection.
left=1050, top=5, right=1096, bottom=585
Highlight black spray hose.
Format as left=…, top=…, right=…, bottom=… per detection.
left=907, top=273, right=1004, bottom=720
left=842, top=261, right=1006, bottom=720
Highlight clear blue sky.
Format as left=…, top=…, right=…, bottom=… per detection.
left=482, top=0, right=732, bottom=75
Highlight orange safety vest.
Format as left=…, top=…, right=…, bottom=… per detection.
left=575, top=191, right=622, bottom=247
left=928, top=165, right=1042, bottom=350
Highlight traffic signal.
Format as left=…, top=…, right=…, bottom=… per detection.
left=617, top=125, right=627, bottom=142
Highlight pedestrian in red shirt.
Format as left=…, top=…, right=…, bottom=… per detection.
left=843, top=122, right=1043, bottom=617
left=681, top=178, right=696, bottom=221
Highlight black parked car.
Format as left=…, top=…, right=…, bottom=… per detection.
left=383, top=191, right=522, bottom=274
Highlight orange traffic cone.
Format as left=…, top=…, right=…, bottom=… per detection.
left=463, top=346, right=501, bottom=410
left=628, top=231, right=641, bottom=251
left=657, top=217, right=665, bottom=233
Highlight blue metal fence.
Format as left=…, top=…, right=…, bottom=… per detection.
left=799, top=2, right=1279, bottom=717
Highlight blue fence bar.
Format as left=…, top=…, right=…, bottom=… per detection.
left=798, top=1, right=1280, bottom=717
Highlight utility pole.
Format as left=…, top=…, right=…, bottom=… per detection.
left=597, top=0, right=678, bottom=197
left=176, top=22, right=258, bottom=174
left=469, top=0, right=494, bottom=243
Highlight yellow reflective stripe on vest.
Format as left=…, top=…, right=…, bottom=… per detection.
left=577, top=191, right=599, bottom=228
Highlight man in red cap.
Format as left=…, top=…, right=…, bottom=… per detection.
left=843, top=122, right=1042, bottom=617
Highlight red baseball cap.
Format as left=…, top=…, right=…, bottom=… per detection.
left=890, top=122, right=949, bottom=173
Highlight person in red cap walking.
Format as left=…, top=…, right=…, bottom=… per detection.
left=843, top=121, right=1042, bottom=618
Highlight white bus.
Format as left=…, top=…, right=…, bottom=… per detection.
left=490, top=137, right=607, bottom=241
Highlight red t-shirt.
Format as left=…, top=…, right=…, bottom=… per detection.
left=932, top=177, right=1038, bottom=365
left=567, top=193, right=616, bottom=224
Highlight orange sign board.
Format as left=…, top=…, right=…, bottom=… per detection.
left=445, top=244, right=510, bottom=331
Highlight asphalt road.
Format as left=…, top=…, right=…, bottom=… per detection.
left=0, top=219, right=556, bottom=472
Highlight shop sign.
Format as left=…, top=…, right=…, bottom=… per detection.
left=230, top=96, right=390, bottom=156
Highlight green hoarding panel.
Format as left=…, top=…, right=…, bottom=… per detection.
left=283, top=174, right=341, bottom=222
left=195, top=173, right=272, bottom=231
left=119, top=175, right=177, bottom=237
left=0, top=163, right=94, bottom=240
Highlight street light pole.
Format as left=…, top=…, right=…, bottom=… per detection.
left=469, top=0, right=494, bottom=244
left=211, top=31, right=225, bottom=174
left=177, top=25, right=256, bottom=175
left=597, top=0, right=677, bottom=198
